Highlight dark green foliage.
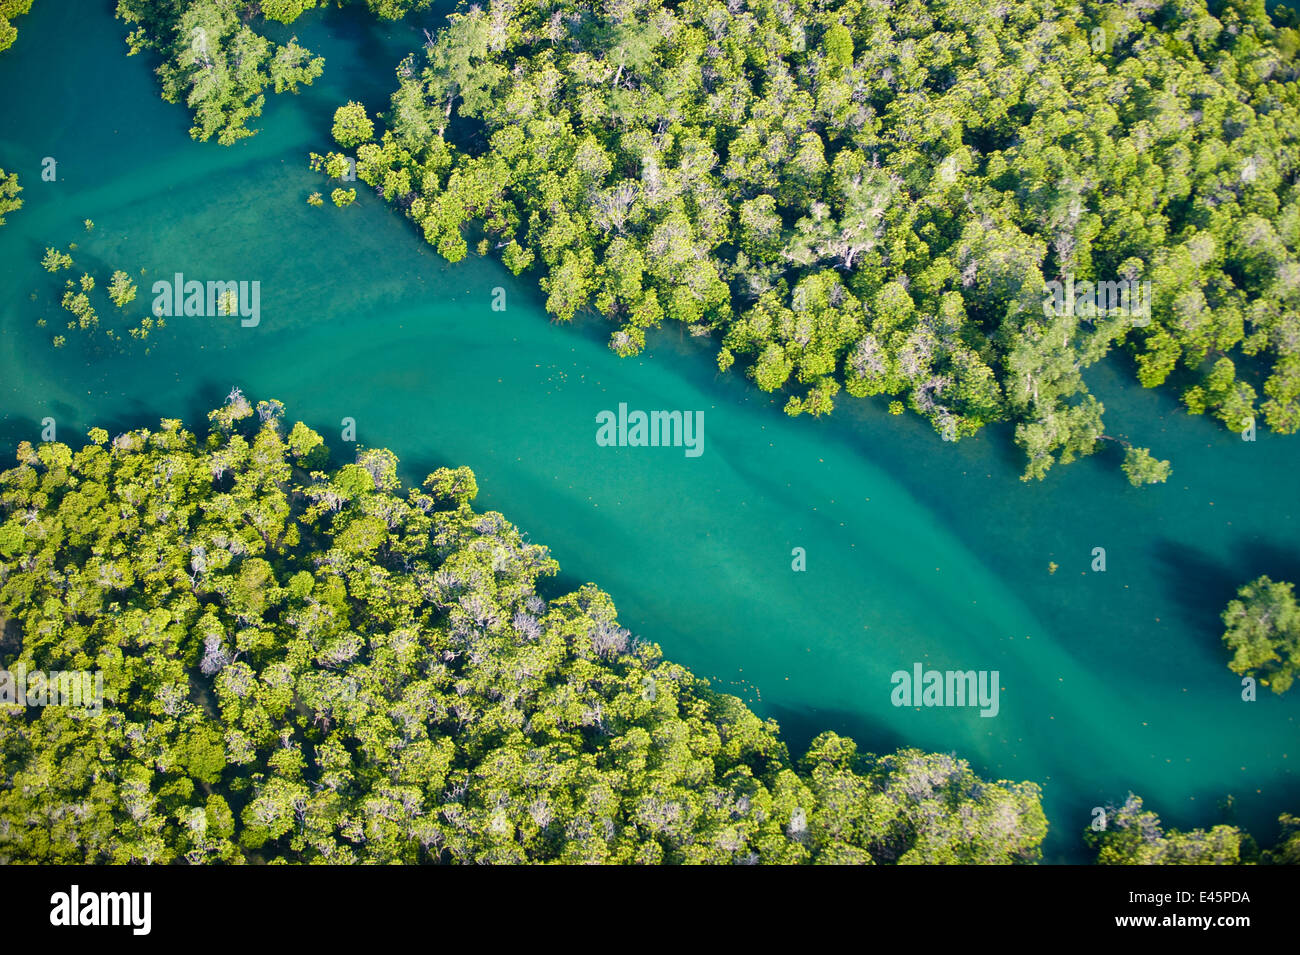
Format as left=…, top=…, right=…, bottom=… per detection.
left=0, top=398, right=1048, bottom=863
left=1265, top=813, right=1300, bottom=864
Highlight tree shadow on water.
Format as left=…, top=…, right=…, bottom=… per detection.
left=1150, top=538, right=1242, bottom=653
left=1233, top=539, right=1300, bottom=590
left=1152, top=536, right=1300, bottom=659
left=761, top=701, right=906, bottom=763
left=0, top=415, right=43, bottom=453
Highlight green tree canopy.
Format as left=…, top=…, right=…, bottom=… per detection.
left=1222, top=575, right=1300, bottom=694
left=0, top=398, right=1049, bottom=864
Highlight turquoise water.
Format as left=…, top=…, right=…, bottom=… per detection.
left=1, top=2, right=1296, bottom=862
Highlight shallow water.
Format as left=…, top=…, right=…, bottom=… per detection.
left=0, top=1, right=1296, bottom=861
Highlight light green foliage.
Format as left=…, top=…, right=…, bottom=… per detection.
left=41, top=247, right=72, bottom=272
left=1087, top=793, right=1245, bottom=864
left=108, top=270, right=138, bottom=307
left=261, top=0, right=316, bottom=24
left=336, top=0, right=1299, bottom=482
left=324, top=153, right=350, bottom=180
left=270, top=36, right=323, bottom=95
left=821, top=24, right=854, bottom=73
left=1222, top=575, right=1300, bottom=694
left=0, top=0, right=33, bottom=54
left=0, top=399, right=1049, bottom=864
left=116, top=0, right=323, bottom=144
left=309, top=151, right=354, bottom=181
left=330, top=187, right=356, bottom=207
left=361, top=0, right=436, bottom=17
left=287, top=420, right=327, bottom=469
left=801, top=734, right=1047, bottom=863
left=60, top=288, right=97, bottom=329
left=1122, top=446, right=1171, bottom=486
left=0, top=169, right=20, bottom=225
left=331, top=101, right=374, bottom=149
left=36, top=243, right=157, bottom=347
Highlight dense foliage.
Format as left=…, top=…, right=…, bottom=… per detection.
left=1269, top=812, right=1300, bottom=863
left=0, top=396, right=1049, bottom=863
left=304, top=0, right=1297, bottom=482
left=0, top=0, right=34, bottom=54
left=0, top=168, right=19, bottom=226
left=1086, top=792, right=1251, bottom=864
left=115, top=0, right=327, bottom=144
left=1222, top=574, right=1299, bottom=694
left=111, top=0, right=450, bottom=147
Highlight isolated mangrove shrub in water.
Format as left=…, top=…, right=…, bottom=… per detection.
left=1222, top=575, right=1300, bottom=695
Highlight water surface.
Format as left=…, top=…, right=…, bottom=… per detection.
left=0, top=1, right=1296, bottom=861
